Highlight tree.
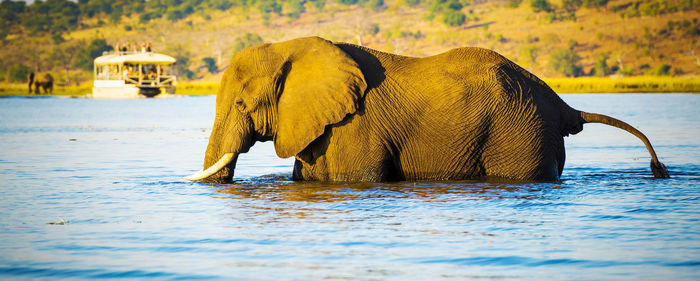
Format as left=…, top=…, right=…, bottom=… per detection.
left=520, top=45, right=539, bottom=67
left=109, top=5, right=123, bottom=24
left=582, top=0, right=607, bottom=8
left=72, top=38, right=113, bottom=70
left=653, top=64, right=671, bottom=76
left=402, top=0, right=421, bottom=7
left=0, top=0, right=26, bottom=22
left=287, top=0, right=306, bottom=19
left=208, top=0, right=234, bottom=11
left=443, top=10, right=466, bottom=27
left=8, top=63, right=30, bottom=83
left=549, top=48, right=583, bottom=77
left=337, top=0, right=358, bottom=5
left=53, top=41, right=83, bottom=84
left=202, top=57, right=217, bottom=73
left=507, top=0, right=522, bottom=8
left=593, top=53, right=609, bottom=77
left=428, top=0, right=467, bottom=27
left=169, top=44, right=195, bottom=80
left=257, top=0, right=282, bottom=24
left=22, top=0, right=80, bottom=34
left=429, top=0, right=463, bottom=14
left=365, top=0, right=385, bottom=11
left=562, top=0, right=581, bottom=20
left=232, top=33, right=264, bottom=53
left=530, top=0, right=552, bottom=13
left=166, top=8, right=184, bottom=21
left=309, top=0, right=326, bottom=11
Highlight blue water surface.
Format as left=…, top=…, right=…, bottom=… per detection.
left=0, top=94, right=698, bottom=280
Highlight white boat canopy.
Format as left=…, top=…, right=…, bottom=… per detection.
left=94, top=53, right=176, bottom=65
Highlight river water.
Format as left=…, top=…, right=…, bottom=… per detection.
left=0, top=94, right=698, bottom=280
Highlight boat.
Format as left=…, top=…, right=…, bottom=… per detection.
left=92, top=51, right=177, bottom=98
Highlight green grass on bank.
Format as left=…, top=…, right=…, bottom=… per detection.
left=2, top=77, right=699, bottom=97
left=544, top=76, right=700, bottom=94
left=175, top=82, right=219, bottom=95
left=0, top=82, right=216, bottom=96
left=0, top=83, right=92, bottom=96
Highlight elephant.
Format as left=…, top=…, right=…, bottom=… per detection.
left=186, top=36, right=669, bottom=183
left=28, top=72, right=54, bottom=94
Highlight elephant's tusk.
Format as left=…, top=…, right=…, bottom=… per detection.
left=184, top=153, right=235, bottom=181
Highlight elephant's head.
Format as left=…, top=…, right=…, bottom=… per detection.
left=186, top=37, right=367, bottom=183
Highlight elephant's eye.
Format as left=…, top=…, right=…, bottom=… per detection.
left=235, top=97, right=246, bottom=112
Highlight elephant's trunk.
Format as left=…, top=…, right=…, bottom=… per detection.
left=186, top=110, right=254, bottom=183
left=580, top=111, right=669, bottom=178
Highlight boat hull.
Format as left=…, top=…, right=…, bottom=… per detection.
left=92, top=80, right=175, bottom=99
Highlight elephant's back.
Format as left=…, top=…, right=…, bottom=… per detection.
left=422, top=47, right=568, bottom=116
left=34, top=72, right=54, bottom=82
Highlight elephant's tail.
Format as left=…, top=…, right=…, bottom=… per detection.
left=580, top=111, right=669, bottom=178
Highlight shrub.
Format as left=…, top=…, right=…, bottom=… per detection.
left=166, top=9, right=184, bottom=21
left=443, top=10, right=466, bottom=27
left=531, top=0, right=552, bottom=13
left=366, top=0, right=386, bottom=11
left=368, top=23, right=380, bottom=35
left=653, top=64, right=671, bottom=76
left=72, top=38, right=113, bottom=70
left=429, top=0, right=462, bottom=14
left=562, top=0, right=581, bottom=20
left=582, top=0, right=607, bottom=8
left=403, top=0, right=421, bottom=7
left=232, top=33, right=265, bottom=53
left=8, top=64, right=30, bottom=83
left=171, top=46, right=195, bottom=80
left=549, top=48, right=583, bottom=77
left=139, top=12, right=159, bottom=23
left=593, top=53, right=609, bottom=76
left=109, top=6, right=122, bottom=24
left=208, top=0, right=234, bottom=11
left=508, top=0, right=522, bottom=8
left=287, top=0, right=306, bottom=19
left=494, top=33, right=507, bottom=42
left=258, top=0, right=282, bottom=18
left=202, top=57, right=217, bottom=73
left=309, top=0, right=326, bottom=11
left=520, top=45, right=538, bottom=66
left=337, top=0, right=358, bottom=5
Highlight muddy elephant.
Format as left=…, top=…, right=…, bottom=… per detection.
left=186, top=37, right=668, bottom=183
left=28, top=72, right=53, bottom=94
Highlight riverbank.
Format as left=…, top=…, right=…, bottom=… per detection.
left=3, top=76, right=699, bottom=97
left=0, top=83, right=92, bottom=96
left=545, top=76, right=700, bottom=93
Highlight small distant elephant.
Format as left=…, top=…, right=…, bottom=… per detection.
left=28, top=72, right=53, bottom=94
left=186, top=37, right=669, bottom=183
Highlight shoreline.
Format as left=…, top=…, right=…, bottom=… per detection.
left=3, top=76, right=699, bottom=96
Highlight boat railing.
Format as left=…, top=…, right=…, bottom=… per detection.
left=124, top=74, right=176, bottom=87
left=102, top=50, right=155, bottom=56
left=125, top=75, right=140, bottom=84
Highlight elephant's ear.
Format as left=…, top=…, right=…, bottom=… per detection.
left=272, top=37, right=367, bottom=158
